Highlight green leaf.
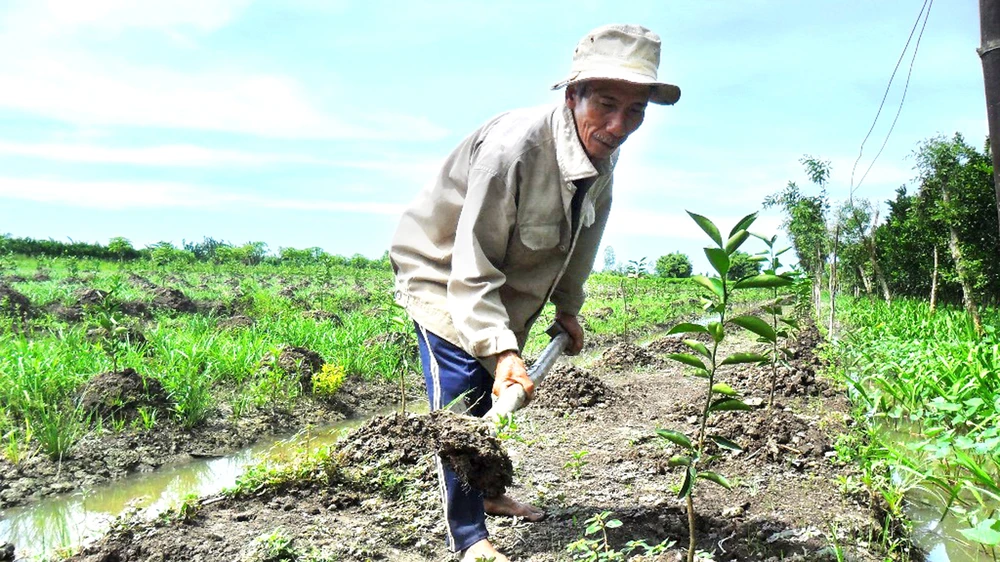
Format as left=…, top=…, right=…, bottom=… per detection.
left=708, top=321, right=724, bottom=343
left=711, top=383, right=738, bottom=396
left=733, top=274, right=794, bottom=289
left=687, top=211, right=723, bottom=247
left=605, top=519, right=623, bottom=529
left=724, top=230, right=750, bottom=255
left=780, top=318, right=800, bottom=329
left=720, top=352, right=768, bottom=365
left=692, top=275, right=723, bottom=299
left=678, top=466, right=695, bottom=498
left=780, top=347, right=794, bottom=358
left=705, top=248, right=730, bottom=278
left=709, top=434, right=743, bottom=451
left=697, top=470, right=733, bottom=490
left=729, top=212, right=758, bottom=238
left=762, top=305, right=781, bottom=315
left=709, top=398, right=753, bottom=412
left=666, top=323, right=709, bottom=336
left=776, top=246, right=792, bottom=256
left=656, top=429, right=694, bottom=450
left=684, top=339, right=711, bottom=358
left=959, top=518, right=1000, bottom=546
left=691, top=368, right=710, bottom=379
left=668, top=455, right=693, bottom=467
left=667, top=353, right=706, bottom=371
left=731, top=315, right=777, bottom=342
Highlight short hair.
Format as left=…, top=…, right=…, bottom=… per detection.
left=567, top=81, right=592, bottom=101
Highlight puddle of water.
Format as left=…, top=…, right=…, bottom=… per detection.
left=0, top=404, right=426, bottom=560
left=876, top=420, right=999, bottom=561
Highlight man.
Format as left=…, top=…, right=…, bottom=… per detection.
left=389, top=23, right=679, bottom=562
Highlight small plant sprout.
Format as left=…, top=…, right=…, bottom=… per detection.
left=750, top=232, right=798, bottom=408
left=564, top=450, right=590, bottom=480
left=659, top=211, right=792, bottom=562
left=494, top=413, right=528, bottom=443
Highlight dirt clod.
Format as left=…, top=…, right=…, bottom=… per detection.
left=535, top=364, right=612, bottom=411
left=78, top=368, right=169, bottom=419
left=152, top=287, right=197, bottom=313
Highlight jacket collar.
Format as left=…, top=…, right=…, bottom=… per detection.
left=554, top=104, right=615, bottom=183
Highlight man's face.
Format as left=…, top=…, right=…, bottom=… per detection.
left=566, top=80, right=651, bottom=162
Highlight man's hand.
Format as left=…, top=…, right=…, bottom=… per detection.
left=555, top=311, right=585, bottom=355
left=492, top=350, right=534, bottom=400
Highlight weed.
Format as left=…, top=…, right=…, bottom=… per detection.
left=312, top=363, right=347, bottom=398
left=566, top=511, right=674, bottom=561
left=564, top=450, right=590, bottom=480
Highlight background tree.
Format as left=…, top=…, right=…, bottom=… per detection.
left=602, top=245, right=617, bottom=273
left=763, top=156, right=831, bottom=317
left=107, top=237, right=134, bottom=262
left=726, top=251, right=762, bottom=280
left=655, top=252, right=692, bottom=278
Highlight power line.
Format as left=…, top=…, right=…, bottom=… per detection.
left=849, top=0, right=934, bottom=201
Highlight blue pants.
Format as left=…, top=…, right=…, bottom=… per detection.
left=413, top=322, right=493, bottom=552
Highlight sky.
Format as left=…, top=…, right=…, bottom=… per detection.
left=0, top=0, right=987, bottom=274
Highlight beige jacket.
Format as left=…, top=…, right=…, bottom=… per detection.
left=390, top=103, right=614, bottom=367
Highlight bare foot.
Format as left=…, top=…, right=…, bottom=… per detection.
left=484, top=494, right=546, bottom=522
left=461, top=538, right=510, bottom=562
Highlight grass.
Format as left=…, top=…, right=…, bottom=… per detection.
left=0, top=256, right=713, bottom=459
left=830, top=295, right=1000, bottom=555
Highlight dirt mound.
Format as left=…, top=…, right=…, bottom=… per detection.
left=596, top=342, right=660, bottom=370
left=152, top=287, right=196, bottom=313
left=645, top=335, right=691, bottom=355
left=118, top=300, right=152, bottom=319
left=714, top=409, right=832, bottom=464
left=535, top=364, right=612, bottom=411
left=128, top=274, right=158, bottom=291
left=302, top=310, right=343, bottom=325
left=0, top=285, right=31, bottom=320
left=260, top=346, right=324, bottom=390
left=217, top=315, right=255, bottom=330
left=339, top=411, right=513, bottom=498
left=78, top=368, right=169, bottom=419
left=74, top=288, right=108, bottom=307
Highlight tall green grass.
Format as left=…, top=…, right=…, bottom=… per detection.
left=833, top=296, right=1000, bottom=553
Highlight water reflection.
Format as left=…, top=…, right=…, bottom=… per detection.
left=0, top=406, right=421, bottom=559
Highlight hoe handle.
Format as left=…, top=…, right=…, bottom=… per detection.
left=485, top=328, right=570, bottom=421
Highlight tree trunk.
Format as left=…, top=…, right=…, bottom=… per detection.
left=858, top=265, right=873, bottom=294
left=979, top=0, right=1000, bottom=240
left=942, top=188, right=985, bottom=336
left=829, top=223, right=839, bottom=338
left=863, top=209, right=891, bottom=303
left=812, top=265, right=823, bottom=320
left=930, top=245, right=939, bottom=314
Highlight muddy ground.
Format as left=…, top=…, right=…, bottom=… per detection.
left=59, top=323, right=900, bottom=562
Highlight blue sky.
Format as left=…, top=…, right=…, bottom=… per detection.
left=0, top=0, right=986, bottom=274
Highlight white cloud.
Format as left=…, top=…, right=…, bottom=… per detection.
left=0, top=141, right=325, bottom=167
left=1, top=0, right=250, bottom=36
left=0, top=177, right=405, bottom=215
left=0, top=54, right=449, bottom=140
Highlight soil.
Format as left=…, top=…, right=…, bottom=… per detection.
left=77, top=368, right=169, bottom=419
left=58, top=324, right=891, bottom=562
left=595, top=342, right=661, bottom=371
left=533, top=364, right=613, bottom=412
left=151, top=287, right=197, bottom=313
left=0, top=284, right=31, bottom=321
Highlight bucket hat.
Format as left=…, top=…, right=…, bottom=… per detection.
left=552, top=24, right=680, bottom=105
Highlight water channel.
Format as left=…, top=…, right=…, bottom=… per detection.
left=0, top=405, right=425, bottom=560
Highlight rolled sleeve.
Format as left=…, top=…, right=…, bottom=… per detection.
left=447, top=166, right=520, bottom=358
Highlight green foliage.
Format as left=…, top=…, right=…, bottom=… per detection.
left=566, top=511, right=673, bottom=561
left=662, top=210, right=785, bottom=562
left=834, top=296, right=1000, bottom=553
left=726, top=251, right=761, bottom=280
left=564, top=450, right=590, bottom=480
left=655, top=252, right=692, bottom=278
left=312, top=363, right=347, bottom=398
left=874, top=134, right=999, bottom=304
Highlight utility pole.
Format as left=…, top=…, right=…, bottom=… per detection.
left=980, top=0, right=1000, bottom=237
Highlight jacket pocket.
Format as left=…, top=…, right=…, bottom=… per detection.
left=519, top=224, right=560, bottom=251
